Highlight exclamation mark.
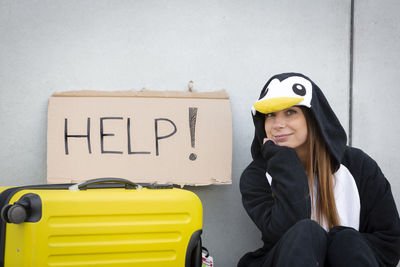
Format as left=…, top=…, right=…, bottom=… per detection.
left=189, top=107, right=198, bottom=161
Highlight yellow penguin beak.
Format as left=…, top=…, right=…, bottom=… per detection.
left=253, top=97, right=304, bottom=114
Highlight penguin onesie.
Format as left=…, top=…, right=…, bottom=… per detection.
left=238, top=73, right=400, bottom=267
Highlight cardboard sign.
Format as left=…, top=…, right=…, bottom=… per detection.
left=47, top=90, right=232, bottom=186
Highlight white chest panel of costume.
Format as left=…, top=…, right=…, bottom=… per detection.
left=265, top=164, right=360, bottom=230
left=332, top=164, right=360, bottom=230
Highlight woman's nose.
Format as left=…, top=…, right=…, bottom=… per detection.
left=273, top=115, right=286, bottom=128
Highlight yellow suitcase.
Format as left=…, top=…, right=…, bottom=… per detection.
left=0, top=178, right=203, bottom=267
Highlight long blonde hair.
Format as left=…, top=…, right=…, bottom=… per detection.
left=302, top=107, right=340, bottom=229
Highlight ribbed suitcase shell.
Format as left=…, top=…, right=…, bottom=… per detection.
left=0, top=182, right=202, bottom=267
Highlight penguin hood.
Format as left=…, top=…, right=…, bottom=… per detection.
left=250, top=72, right=347, bottom=167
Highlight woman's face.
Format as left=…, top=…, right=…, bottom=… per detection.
left=264, top=106, right=308, bottom=155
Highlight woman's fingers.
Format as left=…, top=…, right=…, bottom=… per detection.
left=263, top=138, right=276, bottom=144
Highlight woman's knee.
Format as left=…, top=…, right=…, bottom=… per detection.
left=283, top=219, right=328, bottom=247
left=328, top=227, right=365, bottom=247
left=272, top=219, right=328, bottom=266
left=290, top=219, right=326, bottom=237
left=327, top=227, right=378, bottom=267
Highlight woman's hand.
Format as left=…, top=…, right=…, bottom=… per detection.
left=261, top=137, right=293, bottom=161
left=263, top=138, right=276, bottom=144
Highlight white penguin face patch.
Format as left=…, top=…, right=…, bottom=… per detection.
left=252, top=76, right=313, bottom=115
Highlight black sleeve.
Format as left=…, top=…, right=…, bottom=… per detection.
left=346, top=148, right=400, bottom=267
left=240, top=141, right=311, bottom=249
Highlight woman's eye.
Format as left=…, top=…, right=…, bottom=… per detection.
left=265, top=113, right=274, bottom=118
left=286, top=109, right=297, bottom=115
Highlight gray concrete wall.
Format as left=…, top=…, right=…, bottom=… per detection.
left=352, top=0, right=400, bottom=208
left=0, top=1, right=398, bottom=266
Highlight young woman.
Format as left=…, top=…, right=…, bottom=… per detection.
left=238, top=73, right=400, bottom=267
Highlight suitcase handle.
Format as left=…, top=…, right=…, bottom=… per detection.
left=69, top=178, right=143, bottom=191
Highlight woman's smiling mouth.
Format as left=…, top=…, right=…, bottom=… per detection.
left=274, top=134, right=293, bottom=142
